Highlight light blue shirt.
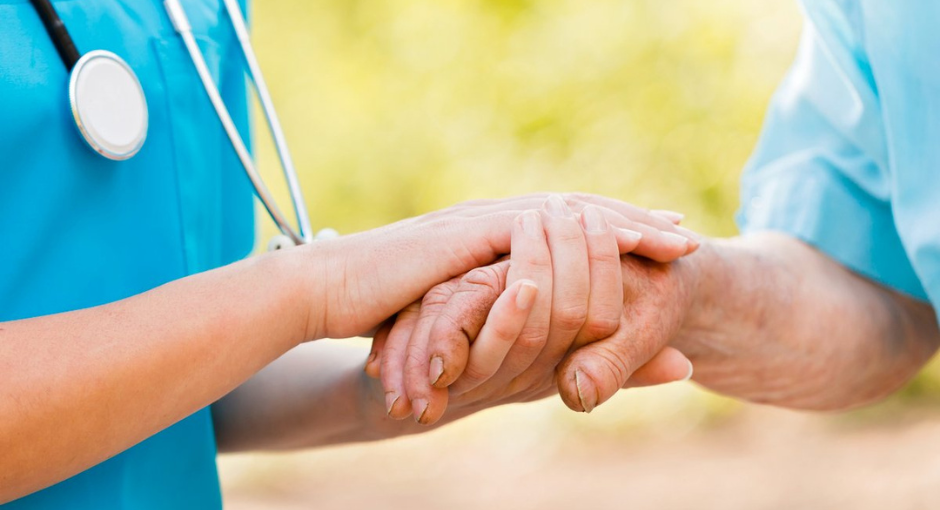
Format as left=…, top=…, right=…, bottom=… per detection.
left=739, top=0, right=940, bottom=307
left=0, top=0, right=254, bottom=507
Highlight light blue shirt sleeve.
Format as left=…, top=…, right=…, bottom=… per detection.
left=736, top=0, right=928, bottom=301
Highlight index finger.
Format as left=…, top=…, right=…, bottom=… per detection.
left=425, top=261, right=510, bottom=389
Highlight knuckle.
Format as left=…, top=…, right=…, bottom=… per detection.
left=513, top=251, right=552, bottom=273
left=588, top=245, right=621, bottom=264
left=404, top=350, right=427, bottom=370
left=564, top=192, right=590, bottom=205
left=487, top=320, right=521, bottom=343
left=514, top=328, right=549, bottom=351
left=581, top=315, right=621, bottom=341
left=547, top=225, right=585, bottom=244
left=461, top=362, right=495, bottom=384
left=552, top=304, right=589, bottom=332
left=422, top=282, right=457, bottom=308
left=461, top=265, right=505, bottom=294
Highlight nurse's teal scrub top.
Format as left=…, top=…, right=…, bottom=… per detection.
left=739, top=0, right=940, bottom=309
left=1, top=0, right=254, bottom=508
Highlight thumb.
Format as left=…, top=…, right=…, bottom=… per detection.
left=556, top=320, right=674, bottom=412
left=622, top=347, right=693, bottom=388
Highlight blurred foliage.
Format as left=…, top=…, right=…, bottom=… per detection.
left=245, top=0, right=940, bottom=419
left=250, top=0, right=800, bottom=239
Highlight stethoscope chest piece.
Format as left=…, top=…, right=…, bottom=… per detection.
left=69, top=50, right=148, bottom=161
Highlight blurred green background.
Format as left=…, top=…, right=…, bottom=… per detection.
left=250, top=0, right=798, bottom=239
left=224, top=0, right=940, bottom=508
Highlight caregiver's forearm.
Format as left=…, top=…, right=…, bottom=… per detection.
left=212, top=342, right=484, bottom=452
left=677, top=232, right=940, bottom=410
left=0, top=248, right=318, bottom=503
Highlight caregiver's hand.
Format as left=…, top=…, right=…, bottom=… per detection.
left=0, top=192, right=696, bottom=503
left=366, top=196, right=697, bottom=424
left=300, top=193, right=698, bottom=342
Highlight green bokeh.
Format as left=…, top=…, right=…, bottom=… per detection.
left=250, top=0, right=800, bottom=240
left=246, top=0, right=940, bottom=414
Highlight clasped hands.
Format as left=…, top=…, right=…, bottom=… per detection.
left=361, top=194, right=700, bottom=424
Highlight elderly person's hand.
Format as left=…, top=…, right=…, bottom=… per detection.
left=366, top=195, right=698, bottom=424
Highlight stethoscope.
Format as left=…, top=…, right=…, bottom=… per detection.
left=29, top=0, right=335, bottom=249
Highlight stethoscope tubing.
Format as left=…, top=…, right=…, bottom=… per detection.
left=29, top=0, right=315, bottom=246
left=164, top=0, right=309, bottom=246
left=220, top=0, right=313, bottom=245
left=28, top=0, right=80, bottom=70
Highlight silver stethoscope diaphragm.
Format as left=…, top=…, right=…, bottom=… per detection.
left=70, top=50, right=148, bottom=160
left=30, top=0, right=329, bottom=249
left=30, top=0, right=148, bottom=161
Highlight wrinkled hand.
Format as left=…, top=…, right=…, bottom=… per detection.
left=366, top=195, right=698, bottom=424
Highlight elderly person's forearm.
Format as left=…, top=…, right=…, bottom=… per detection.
left=676, top=232, right=940, bottom=410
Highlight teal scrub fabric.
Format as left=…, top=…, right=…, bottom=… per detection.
left=0, top=0, right=254, bottom=507
left=739, top=0, right=940, bottom=306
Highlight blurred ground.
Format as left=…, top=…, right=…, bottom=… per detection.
left=220, top=385, right=940, bottom=510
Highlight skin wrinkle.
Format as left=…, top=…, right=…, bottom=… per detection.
left=5, top=194, right=699, bottom=501
left=402, top=230, right=939, bottom=417
left=595, top=343, right=630, bottom=390
left=428, top=314, right=471, bottom=374
left=422, top=278, right=482, bottom=387
left=683, top=242, right=810, bottom=403
left=674, top=233, right=939, bottom=411
left=456, top=216, right=511, bottom=269
left=395, top=215, right=695, bottom=415
left=459, top=360, right=498, bottom=387
left=510, top=208, right=589, bottom=389
left=440, top=215, right=554, bottom=402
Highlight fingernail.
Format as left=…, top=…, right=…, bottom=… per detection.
left=617, top=228, right=643, bottom=243
left=429, top=356, right=444, bottom=385
left=412, top=399, right=429, bottom=423
left=521, top=210, right=541, bottom=237
left=681, top=359, right=694, bottom=382
left=574, top=370, right=596, bottom=413
left=366, top=351, right=377, bottom=366
left=544, top=194, right=571, bottom=218
left=652, top=209, right=685, bottom=224
left=385, top=392, right=399, bottom=416
left=516, top=281, right=538, bottom=310
left=580, top=205, right=608, bottom=234
left=662, top=231, right=690, bottom=250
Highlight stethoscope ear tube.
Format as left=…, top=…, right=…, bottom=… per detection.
left=164, top=0, right=314, bottom=247
left=164, top=0, right=308, bottom=246
left=221, top=0, right=314, bottom=245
